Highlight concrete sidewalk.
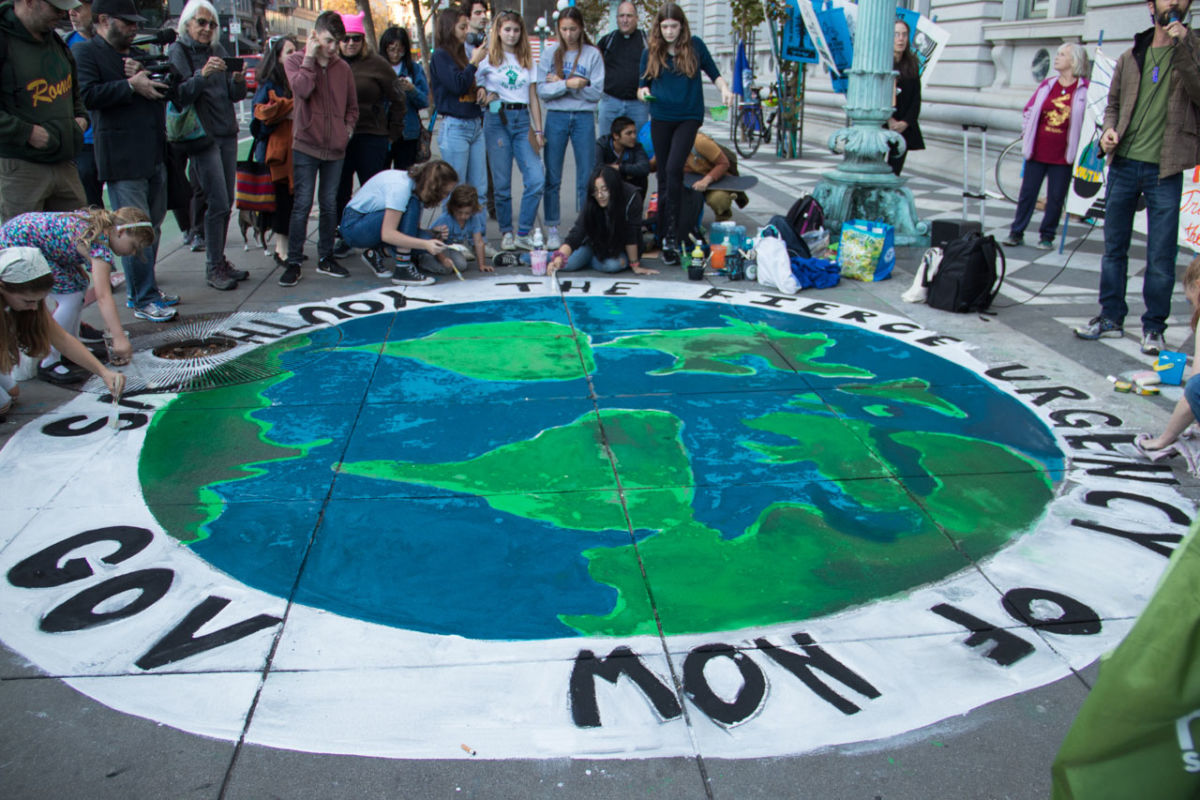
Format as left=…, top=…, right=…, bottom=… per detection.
left=0, top=122, right=1194, bottom=800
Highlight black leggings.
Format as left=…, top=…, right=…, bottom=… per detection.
left=650, top=118, right=701, bottom=244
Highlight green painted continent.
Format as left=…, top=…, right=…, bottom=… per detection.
left=339, top=320, right=595, bottom=381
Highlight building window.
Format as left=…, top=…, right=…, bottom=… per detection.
left=1018, top=0, right=1047, bottom=19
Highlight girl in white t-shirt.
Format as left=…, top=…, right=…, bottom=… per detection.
left=478, top=11, right=545, bottom=252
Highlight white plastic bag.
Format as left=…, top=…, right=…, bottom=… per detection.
left=901, top=246, right=943, bottom=303
left=754, top=236, right=800, bottom=294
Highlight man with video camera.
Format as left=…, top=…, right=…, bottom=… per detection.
left=0, top=0, right=89, bottom=222
left=74, top=0, right=179, bottom=321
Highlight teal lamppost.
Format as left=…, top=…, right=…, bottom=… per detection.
left=812, top=0, right=928, bottom=246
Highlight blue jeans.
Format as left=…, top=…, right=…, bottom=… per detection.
left=438, top=115, right=487, bottom=228
left=340, top=195, right=422, bottom=249
left=289, top=150, right=344, bottom=263
left=107, top=163, right=166, bottom=308
left=484, top=107, right=544, bottom=236
left=1010, top=160, right=1070, bottom=241
left=1186, top=374, right=1200, bottom=421
left=563, top=244, right=626, bottom=273
left=1099, top=156, right=1182, bottom=334
left=543, top=109, right=595, bottom=227
left=597, top=96, right=648, bottom=142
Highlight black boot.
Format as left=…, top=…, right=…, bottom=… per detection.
left=661, top=239, right=681, bottom=267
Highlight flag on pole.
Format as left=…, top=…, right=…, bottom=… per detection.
left=733, top=40, right=751, bottom=97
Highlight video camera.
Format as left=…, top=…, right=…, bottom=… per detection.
left=127, top=29, right=183, bottom=98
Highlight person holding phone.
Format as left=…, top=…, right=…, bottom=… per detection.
left=169, top=0, right=250, bottom=291
left=379, top=26, right=429, bottom=170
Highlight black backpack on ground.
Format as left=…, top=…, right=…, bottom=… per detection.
left=767, top=213, right=811, bottom=259
left=924, top=232, right=1006, bottom=313
left=785, top=194, right=825, bottom=238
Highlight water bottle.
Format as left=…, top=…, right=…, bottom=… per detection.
left=530, top=227, right=547, bottom=275
left=680, top=242, right=692, bottom=272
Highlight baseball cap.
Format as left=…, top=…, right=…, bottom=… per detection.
left=91, top=0, right=147, bottom=23
left=44, top=0, right=82, bottom=10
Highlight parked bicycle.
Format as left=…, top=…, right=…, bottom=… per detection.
left=730, top=79, right=777, bottom=159
left=994, top=137, right=1024, bottom=204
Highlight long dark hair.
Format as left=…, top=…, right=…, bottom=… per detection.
left=583, top=166, right=628, bottom=255
left=894, top=20, right=919, bottom=81
left=0, top=273, right=54, bottom=373
left=644, top=3, right=696, bottom=80
left=435, top=8, right=469, bottom=68
left=379, top=26, right=415, bottom=73
left=552, top=6, right=593, bottom=78
left=259, top=35, right=298, bottom=94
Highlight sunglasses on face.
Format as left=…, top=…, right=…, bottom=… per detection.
left=194, top=18, right=217, bottom=28
left=342, top=34, right=364, bottom=43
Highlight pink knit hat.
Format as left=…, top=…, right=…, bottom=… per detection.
left=340, top=12, right=366, bottom=36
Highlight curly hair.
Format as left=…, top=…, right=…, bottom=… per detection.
left=78, top=206, right=154, bottom=253
left=410, top=160, right=460, bottom=207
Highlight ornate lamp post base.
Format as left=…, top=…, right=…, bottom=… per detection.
left=810, top=3, right=931, bottom=249
left=813, top=147, right=930, bottom=247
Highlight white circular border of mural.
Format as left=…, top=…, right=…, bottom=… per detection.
left=0, top=277, right=1189, bottom=760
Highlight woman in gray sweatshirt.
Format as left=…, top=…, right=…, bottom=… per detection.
left=536, top=6, right=604, bottom=249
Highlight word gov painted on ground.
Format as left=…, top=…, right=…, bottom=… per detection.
left=0, top=278, right=1189, bottom=760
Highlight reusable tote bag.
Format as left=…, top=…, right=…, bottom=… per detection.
left=837, top=220, right=895, bottom=281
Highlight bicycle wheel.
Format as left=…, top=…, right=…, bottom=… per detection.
left=994, top=138, right=1025, bottom=204
left=734, top=107, right=762, bottom=158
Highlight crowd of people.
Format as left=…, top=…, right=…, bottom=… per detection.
left=5, top=0, right=1200, bottom=466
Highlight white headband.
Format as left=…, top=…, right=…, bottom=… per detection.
left=0, top=246, right=52, bottom=284
left=117, top=221, right=153, bottom=231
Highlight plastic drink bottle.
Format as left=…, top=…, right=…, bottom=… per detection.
left=530, top=228, right=547, bottom=275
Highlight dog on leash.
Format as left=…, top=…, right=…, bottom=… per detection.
left=237, top=209, right=274, bottom=254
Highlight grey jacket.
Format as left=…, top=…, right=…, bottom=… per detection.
left=537, top=43, right=604, bottom=112
left=1104, top=26, right=1200, bottom=179
left=168, top=33, right=247, bottom=138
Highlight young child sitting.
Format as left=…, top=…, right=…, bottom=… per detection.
left=422, top=185, right=492, bottom=277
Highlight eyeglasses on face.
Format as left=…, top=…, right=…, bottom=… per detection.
left=194, top=17, right=217, bottom=29
left=342, top=34, right=364, bottom=43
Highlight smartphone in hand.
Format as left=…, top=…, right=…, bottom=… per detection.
left=224, top=57, right=244, bottom=72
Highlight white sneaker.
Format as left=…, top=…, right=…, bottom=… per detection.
left=512, top=234, right=536, bottom=250
left=484, top=243, right=499, bottom=259
left=546, top=227, right=562, bottom=249
left=500, top=232, right=516, bottom=251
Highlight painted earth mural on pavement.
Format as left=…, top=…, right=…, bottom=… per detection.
left=0, top=279, right=1189, bottom=759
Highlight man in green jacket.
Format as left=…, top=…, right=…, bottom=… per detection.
left=1075, top=0, right=1200, bottom=356
left=0, top=0, right=89, bottom=222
